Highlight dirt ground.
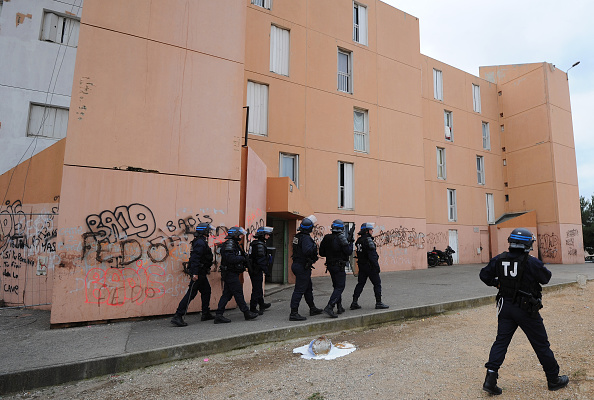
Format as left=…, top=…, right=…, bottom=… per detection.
left=6, top=284, right=593, bottom=400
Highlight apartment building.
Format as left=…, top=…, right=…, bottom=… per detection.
left=0, top=0, right=583, bottom=324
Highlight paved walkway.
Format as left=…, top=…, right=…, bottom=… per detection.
left=1, top=262, right=592, bottom=395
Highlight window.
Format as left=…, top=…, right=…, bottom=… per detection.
left=447, top=189, right=457, bottom=222
left=246, top=81, right=269, bottom=136
left=444, top=110, right=453, bottom=141
left=482, top=122, right=490, bottom=150
left=251, top=0, right=272, bottom=9
left=338, top=161, right=354, bottom=209
left=338, top=49, right=352, bottom=93
left=433, top=69, right=443, bottom=101
left=280, top=153, right=298, bottom=186
left=41, top=11, right=80, bottom=47
left=270, top=25, right=289, bottom=76
left=477, top=156, right=485, bottom=185
left=486, top=193, right=495, bottom=224
left=353, top=109, right=368, bottom=153
left=436, top=147, right=446, bottom=180
left=472, top=84, right=481, bottom=113
left=27, top=104, right=68, bottom=139
left=353, top=2, right=368, bottom=45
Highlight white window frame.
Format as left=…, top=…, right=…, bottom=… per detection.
left=433, top=69, right=443, bottom=101
left=447, top=189, right=457, bottom=222
left=486, top=193, right=495, bottom=224
left=280, top=153, right=299, bottom=187
left=251, top=0, right=272, bottom=10
left=477, top=156, right=485, bottom=185
left=270, top=25, right=290, bottom=76
left=472, top=83, right=481, bottom=113
left=41, top=10, right=80, bottom=47
left=27, top=103, right=69, bottom=139
left=338, top=161, right=354, bottom=210
left=246, top=81, right=269, bottom=136
left=353, top=2, right=368, bottom=45
left=338, top=49, right=353, bottom=94
left=436, top=147, right=446, bottom=180
left=353, top=108, right=369, bottom=153
left=444, top=110, right=453, bottom=141
left=482, top=121, right=491, bottom=150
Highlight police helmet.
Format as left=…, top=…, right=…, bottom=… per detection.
left=331, top=219, right=345, bottom=233
left=508, top=228, right=535, bottom=252
left=298, top=215, right=317, bottom=232
left=255, top=226, right=274, bottom=238
left=195, top=222, right=214, bottom=236
left=358, top=222, right=375, bottom=235
left=226, top=226, right=247, bottom=240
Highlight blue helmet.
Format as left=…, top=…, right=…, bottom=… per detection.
left=299, top=215, right=317, bottom=232
left=195, top=223, right=214, bottom=236
left=226, top=226, right=247, bottom=240
left=508, top=228, right=535, bottom=252
left=358, top=222, right=375, bottom=235
left=255, top=226, right=273, bottom=238
left=331, top=219, right=345, bottom=233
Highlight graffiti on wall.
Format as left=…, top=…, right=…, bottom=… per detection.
left=0, top=200, right=59, bottom=301
left=538, top=232, right=559, bottom=260
left=565, top=229, right=579, bottom=257
left=373, top=226, right=425, bottom=249
left=425, top=232, right=448, bottom=246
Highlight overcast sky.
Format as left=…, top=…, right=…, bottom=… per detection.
left=382, top=0, right=594, bottom=199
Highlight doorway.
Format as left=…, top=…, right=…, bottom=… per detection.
left=267, top=218, right=288, bottom=284
left=448, top=229, right=459, bottom=264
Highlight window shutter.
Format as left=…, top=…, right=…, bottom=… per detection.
left=42, top=13, right=59, bottom=42
left=247, top=82, right=268, bottom=135
left=344, top=163, right=354, bottom=209
left=358, top=5, right=367, bottom=45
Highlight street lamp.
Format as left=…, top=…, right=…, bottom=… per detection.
left=566, top=61, right=580, bottom=80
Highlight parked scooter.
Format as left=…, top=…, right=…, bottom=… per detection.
left=427, top=246, right=455, bottom=268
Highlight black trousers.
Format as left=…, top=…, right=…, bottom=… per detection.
left=327, top=264, right=346, bottom=306
left=216, top=272, right=249, bottom=314
left=485, top=299, right=560, bottom=379
left=290, top=263, right=314, bottom=310
left=249, top=270, right=265, bottom=309
left=175, top=274, right=211, bottom=315
left=353, top=265, right=382, bottom=300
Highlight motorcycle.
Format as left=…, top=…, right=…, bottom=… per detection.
left=427, top=246, right=455, bottom=268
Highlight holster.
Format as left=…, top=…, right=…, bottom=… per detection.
left=517, top=290, right=543, bottom=316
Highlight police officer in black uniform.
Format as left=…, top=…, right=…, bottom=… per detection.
left=171, top=223, right=215, bottom=327
left=248, top=226, right=273, bottom=315
left=319, top=219, right=353, bottom=318
left=350, top=222, right=389, bottom=310
left=214, top=226, right=259, bottom=324
left=479, top=228, right=569, bottom=395
left=289, top=216, right=323, bottom=321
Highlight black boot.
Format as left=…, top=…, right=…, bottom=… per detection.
left=201, top=310, right=215, bottom=321
left=250, top=305, right=263, bottom=315
left=350, top=298, right=361, bottom=310
left=289, top=308, right=306, bottom=321
left=170, top=314, right=187, bottom=327
left=547, top=375, right=569, bottom=391
left=214, top=314, right=231, bottom=324
left=324, top=304, right=338, bottom=318
left=259, top=301, right=272, bottom=310
left=336, top=302, right=345, bottom=314
left=375, top=296, right=389, bottom=309
left=482, top=370, right=502, bottom=395
left=244, top=310, right=258, bottom=320
left=309, top=306, right=323, bottom=316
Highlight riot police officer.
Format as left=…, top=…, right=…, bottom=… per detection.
left=479, top=228, right=569, bottom=395
left=350, top=223, right=389, bottom=310
left=289, top=215, right=323, bottom=321
left=248, top=226, right=273, bottom=315
left=171, top=223, right=215, bottom=327
left=319, top=219, right=353, bottom=318
left=214, top=226, right=259, bottom=324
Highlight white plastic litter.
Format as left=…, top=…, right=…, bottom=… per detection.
left=293, top=337, right=356, bottom=360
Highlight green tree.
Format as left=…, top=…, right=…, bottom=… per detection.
left=580, top=195, right=594, bottom=253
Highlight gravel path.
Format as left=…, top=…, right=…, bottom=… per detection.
left=6, top=284, right=593, bottom=400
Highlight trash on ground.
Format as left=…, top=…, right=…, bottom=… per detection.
left=293, top=336, right=356, bottom=360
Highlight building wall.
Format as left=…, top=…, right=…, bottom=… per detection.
left=0, top=0, right=82, bottom=175
left=50, top=0, right=248, bottom=324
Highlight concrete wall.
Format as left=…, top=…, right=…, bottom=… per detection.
left=50, top=0, right=248, bottom=324
left=0, top=0, right=82, bottom=175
